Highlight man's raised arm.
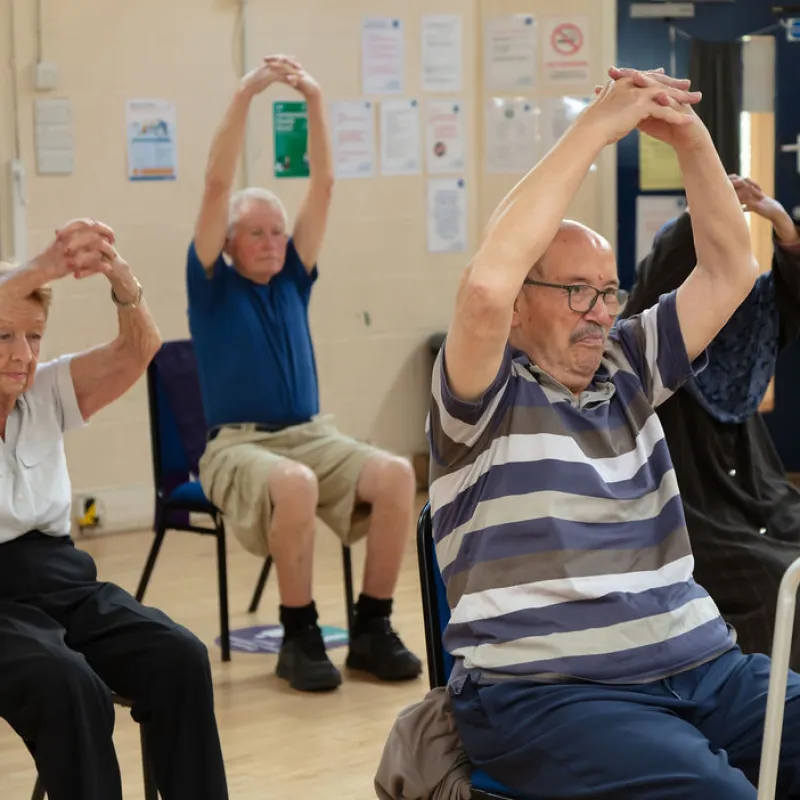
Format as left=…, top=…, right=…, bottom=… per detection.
left=193, top=55, right=299, bottom=271
left=445, top=74, right=700, bottom=401
left=606, top=69, right=760, bottom=361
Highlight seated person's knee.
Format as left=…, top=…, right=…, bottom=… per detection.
left=270, top=461, right=319, bottom=518
left=363, top=454, right=416, bottom=504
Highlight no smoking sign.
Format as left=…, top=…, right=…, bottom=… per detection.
left=551, top=22, right=584, bottom=56
left=543, top=16, right=590, bottom=84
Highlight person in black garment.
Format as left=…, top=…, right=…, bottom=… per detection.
left=623, top=174, right=800, bottom=668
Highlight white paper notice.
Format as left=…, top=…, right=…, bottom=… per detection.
left=541, top=16, right=591, bottom=84
left=484, top=15, right=537, bottom=90
left=330, top=101, right=376, bottom=179
left=362, top=17, right=405, bottom=95
left=380, top=99, right=421, bottom=176
left=635, top=195, right=687, bottom=265
left=428, top=178, right=467, bottom=253
left=539, top=96, right=590, bottom=154
left=421, top=15, right=463, bottom=92
left=425, top=100, right=466, bottom=174
left=485, top=97, right=538, bottom=174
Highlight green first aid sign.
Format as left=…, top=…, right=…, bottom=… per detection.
left=273, top=101, right=309, bottom=178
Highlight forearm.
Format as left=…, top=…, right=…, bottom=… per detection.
left=305, top=92, right=333, bottom=185
left=677, top=132, right=754, bottom=287
left=772, top=209, right=800, bottom=245
left=108, top=265, right=161, bottom=362
left=471, top=118, right=605, bottom=293
left=0, top=255, right=58, bottom=298
left=204, top=86, right=254, bottom=190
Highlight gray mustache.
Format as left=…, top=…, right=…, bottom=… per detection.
left=570, top=323, right=606, bottom=344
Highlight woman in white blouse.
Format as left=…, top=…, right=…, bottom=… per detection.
left=0, top=219, right=228, bottom=800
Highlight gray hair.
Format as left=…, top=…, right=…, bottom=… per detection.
left=227, top=188, right=288, bottom=238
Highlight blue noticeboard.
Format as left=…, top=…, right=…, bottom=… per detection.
left=787, top=18, right=800, bottom=42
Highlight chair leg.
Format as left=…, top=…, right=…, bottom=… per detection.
left=31, top=774, right=45, bottom=800
left=247, top=557, right=272, bottom=614
left=215, top=519, right=231, bottom=662
left=140, top=724, right=159, bottom=800
left=135, top=527, right=167, bottom=602
left=342, top=546, right=355, bottom=636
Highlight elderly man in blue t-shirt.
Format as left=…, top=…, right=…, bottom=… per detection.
left=187, top=54, right=421, bottom=692
left=427, top=67, right=800, bottom=798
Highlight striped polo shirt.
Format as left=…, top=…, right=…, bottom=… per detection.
left=427, top=290, right=735, bottom=684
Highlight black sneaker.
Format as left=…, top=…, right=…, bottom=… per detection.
left=276, top=624, right=342, bottom=692
left=345, top=617, right=422, bottom=681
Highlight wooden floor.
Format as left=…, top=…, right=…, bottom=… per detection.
left=0, top=497, right=431, bottom=799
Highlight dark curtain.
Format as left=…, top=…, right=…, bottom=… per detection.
left=689, top=39, right=743, bottom=175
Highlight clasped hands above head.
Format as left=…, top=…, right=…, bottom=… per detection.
left=586, top=65, right=706, bottom=150
left=35, top=218, right=124, bottom=282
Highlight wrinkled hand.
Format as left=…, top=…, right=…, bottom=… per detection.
left=585, top=66, right=701, bottom=147
left=37, top=219, right=118, bottom=281
left=730, top=175, right=782, bottom=219
left=600, top=66, right=707, bottom=150
left=241, top=54, right=301, bottom=96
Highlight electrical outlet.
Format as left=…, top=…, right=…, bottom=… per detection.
left=34, top=61, right=60, bottom=91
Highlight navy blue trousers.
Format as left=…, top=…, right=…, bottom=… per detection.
left=451, top=647, right=800, bottom=799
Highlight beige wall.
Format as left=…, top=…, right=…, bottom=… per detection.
left=0, top=0, right=616, bottom=531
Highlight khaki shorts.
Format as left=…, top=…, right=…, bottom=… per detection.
left=198, top=415, right=379, bottom=558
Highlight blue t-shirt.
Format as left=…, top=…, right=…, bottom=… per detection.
left=186, top=238, right=319, bottom=428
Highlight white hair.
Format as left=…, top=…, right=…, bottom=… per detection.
left=227, top=187, right=288, bottom=238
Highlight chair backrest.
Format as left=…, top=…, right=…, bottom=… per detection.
left=147, top=339, right=208, bottom=499
left=416, top=502, right=454, bottom=689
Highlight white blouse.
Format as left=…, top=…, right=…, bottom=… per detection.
left=0, top=356, right=85, bottom=544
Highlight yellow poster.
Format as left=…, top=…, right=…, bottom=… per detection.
left=638, top=132, right=683, bottom=191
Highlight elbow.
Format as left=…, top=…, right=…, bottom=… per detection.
left=456, top=269, right=515, bottom=333
left=144, top=325, right=162, bottom=363
left=315, top=174, right=335, bottom=198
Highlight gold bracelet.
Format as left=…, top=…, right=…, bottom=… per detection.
left=110, top=277, right=143, bottom=310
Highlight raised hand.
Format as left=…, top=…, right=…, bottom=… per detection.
left=241, top=54, right=301, bottom=96
left=38, top=219, right=118, bottom=281
left=584, top=67, right=701, bottom=147
left=604, top=66, right=707, bottom=150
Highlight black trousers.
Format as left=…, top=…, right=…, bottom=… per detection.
left=0, top=532, right=229, bottom=800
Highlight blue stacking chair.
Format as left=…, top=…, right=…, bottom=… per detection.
left=135, top=340, right=355, bottom=662
left=416, top=502, right=525, bottom=800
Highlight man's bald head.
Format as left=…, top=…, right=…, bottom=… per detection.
left=529, top=220, right=614, bottom=282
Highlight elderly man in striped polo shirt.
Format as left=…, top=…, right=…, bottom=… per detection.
left=427, top=66, right=800, bottom=799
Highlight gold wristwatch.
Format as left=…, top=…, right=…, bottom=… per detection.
left=111, top=277, right=143, bottom=310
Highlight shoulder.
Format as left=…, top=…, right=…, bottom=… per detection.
left=24, top=355, right=84, bottom=433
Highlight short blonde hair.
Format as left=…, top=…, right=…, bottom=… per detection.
left=0, top=261, right=53, bottom=316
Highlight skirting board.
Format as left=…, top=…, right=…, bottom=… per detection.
left=72, top=483, right=154, bottom=536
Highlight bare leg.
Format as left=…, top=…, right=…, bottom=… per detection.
left=356, top=454, right=416, bottom=598
left=268, top=460, right=341, bottom=692
left=267, top=460, right=319, bottom=607
left=346, top=453, right=421, bottom=682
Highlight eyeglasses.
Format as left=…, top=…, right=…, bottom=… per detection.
left=522, top=279, right=629, bottom=316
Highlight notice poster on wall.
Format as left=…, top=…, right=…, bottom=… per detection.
left=380, top=99, right=421, bottom=176
left=330, top=100, right=376, bottom=179
left=540, top=16, right=591, bottom=84
left=125, top=98, right=177, bottom=181
left=485, top=97, right=538, bottom=174
left=425, top=100, right=466, bottom=174
left=421, top=14, right=463, bottom=92
left=539, top=96, right=590, bottom=154
left=639, top=132, right=683, bottom=190
left=427, top=178, right=467, bottom=253
left=484, top=15, right=537, bottom=90
left=362, top=17, right=405, bottom=95
left=273, top=101, right=309, bottom=178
